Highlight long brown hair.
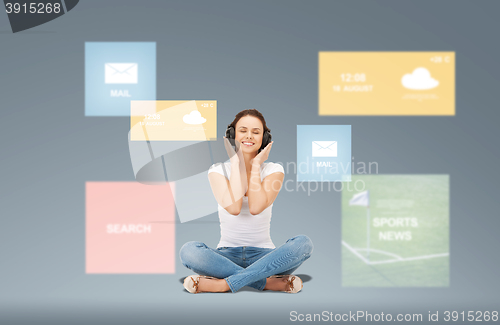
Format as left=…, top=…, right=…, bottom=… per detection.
left=229, top=109, right=270, bottom=134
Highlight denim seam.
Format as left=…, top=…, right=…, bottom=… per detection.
left=257, top=279, right=267, bottom=291
left=225, top=277, right=237, bottom=293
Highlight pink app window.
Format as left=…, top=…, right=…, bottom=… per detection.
left=86, top=182, right=175, bottom=274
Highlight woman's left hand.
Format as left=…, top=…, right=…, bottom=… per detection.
left=252, top=141, right=273, bottom=166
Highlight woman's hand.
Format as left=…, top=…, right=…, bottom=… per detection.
left=252, top=141, right=273, bottom=166
left=224, top=137, right=243, bottom=164
left=210, top=137, right=248, bottom=215
left=247, top=141, right=282, bottom=215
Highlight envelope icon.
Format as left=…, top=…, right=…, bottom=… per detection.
left=312, top=141, right=337, bottom=157
left=105, top=63, right=138, bottom=84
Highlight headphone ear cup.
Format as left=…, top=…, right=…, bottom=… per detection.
left=261, top=131, right=271, bottom=150
left=225, top=125, right=235, bottom=139
left=226, top=125, right=236, bottom=147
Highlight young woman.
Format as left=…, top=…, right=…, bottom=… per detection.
left=179, top=109, right=313, bottom=293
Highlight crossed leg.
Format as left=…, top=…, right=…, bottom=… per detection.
left=179, top=241, right=265, bottom=291
left=179, top=235, right=313, bottom=293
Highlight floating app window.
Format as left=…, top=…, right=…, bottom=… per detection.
left=85, top=42, right=156, bottom=116
left=297, top=125, right=351, bottom=182
left=130, top=100, right=217, bottom=141
left=86, top=182, right=175, bottom=273
left=341, top=175, right=449, bottom=287
left=319, top=52, right=455, bottom=115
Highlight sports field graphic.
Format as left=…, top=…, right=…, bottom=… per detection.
left=342, top=175, right=449, bottom=287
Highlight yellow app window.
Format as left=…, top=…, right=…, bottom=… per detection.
left=130, top=100, right=217, bottom=141
left=319, top=52, right=455, bottom=116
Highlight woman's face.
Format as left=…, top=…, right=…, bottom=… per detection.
left=234, top=115, right=264, bottom=155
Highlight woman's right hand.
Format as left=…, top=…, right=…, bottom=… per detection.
left=224, top=137, right=243, bottom=164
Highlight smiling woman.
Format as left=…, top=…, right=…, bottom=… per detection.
left=179, top=109, right=313, bottom=294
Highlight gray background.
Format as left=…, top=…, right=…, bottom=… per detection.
left=1, top=0, right=499, bottom=324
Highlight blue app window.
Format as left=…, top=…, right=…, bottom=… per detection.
left=297, top=125, right=352, bottom=182
left=85, top=42, right=156, bottom=116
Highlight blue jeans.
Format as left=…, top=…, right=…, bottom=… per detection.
left=179, top=235, right=313, bottom=292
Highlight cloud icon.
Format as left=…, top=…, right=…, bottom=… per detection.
left=401, top=67, right=439, bottom=90
left=183, top=110, right=206, bottom=125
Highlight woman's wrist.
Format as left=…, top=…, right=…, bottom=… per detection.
left=251, top=160, right=261, bottom=169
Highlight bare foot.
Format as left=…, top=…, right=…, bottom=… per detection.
left=197, top=277, right=231, bottom=293
left=264, top=275, right=294, bottom=292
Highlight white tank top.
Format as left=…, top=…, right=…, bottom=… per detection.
left=208, top=162, right=285, bottom=249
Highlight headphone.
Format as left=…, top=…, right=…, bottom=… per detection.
left=225, top=124, right=272, bottom=152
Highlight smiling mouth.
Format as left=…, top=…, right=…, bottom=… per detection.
left=242, top=141, right=255, bottom=147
